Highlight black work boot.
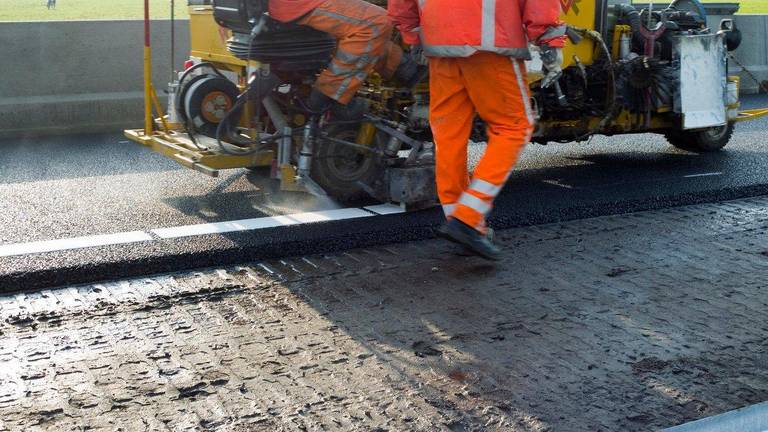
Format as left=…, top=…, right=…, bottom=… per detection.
left=438, top=218, right=501, bottom=261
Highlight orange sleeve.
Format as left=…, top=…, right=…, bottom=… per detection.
left=387, top=0, right=421, bottom=45
left=520, top=0, right=567, bottom=47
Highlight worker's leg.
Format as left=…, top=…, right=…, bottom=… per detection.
left=450, top=52, right=534, bottom=231
left=428, top=56, right=474, bottom=218
left=298, top=0, right=393, bottom=104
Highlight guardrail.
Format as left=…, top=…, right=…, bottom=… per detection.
left=726, top=15, right=768, bottom=95
left=0, top=20, right=189, bottom=138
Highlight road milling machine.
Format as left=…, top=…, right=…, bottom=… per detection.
left=125, top=0, right=768, bottom=209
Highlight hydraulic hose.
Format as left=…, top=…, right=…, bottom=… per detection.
left=554, top=26, right=618, bottom=143
left=615, top=4, right=644, bottom=52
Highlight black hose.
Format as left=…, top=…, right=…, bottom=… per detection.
left=177, top=62, right=227, bottom=89
left=214, top=71, right=282, bottom=155
left=178, top=62, right=229, bottom=146
left=615, top=4, right=644, bottom=52
left=554, top=27, right=618, bottom=143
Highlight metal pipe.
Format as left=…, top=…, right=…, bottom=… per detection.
left=262, top=96, right=288, bottom=130
left=648, top=1, right=654, bottom=28
left=143, top=0, right=153, bottom=135
left=170, top=0, right=175, bottom=82
left=280, top=126, right=292, bottom=168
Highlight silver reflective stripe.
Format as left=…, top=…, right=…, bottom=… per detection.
left=481, top=0, right=496, bottom=50
left=335, top=49, right=362, bottom=65
left=418, top=0, right=425, bottom=7
left=459, top=193, right=492, bottom=215
left=314, top=9, right=363, bottom=24
left=327, top=61, right=351, bottom=76
left=423, top=44, right=531, bottom=59
left=443, top=204, right=456, bottom=217
left=538, top=24, right=567, bottom=42
left=512, top=59, right=534, bottom=126
left=469, top=179, right=502, bottom=197
left=503, top=59, right=535, bottom=184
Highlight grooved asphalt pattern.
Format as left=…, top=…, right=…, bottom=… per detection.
left=2, top=197, right=768, bottom=431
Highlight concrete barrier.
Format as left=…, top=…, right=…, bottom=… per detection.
left=0, top=20, right=189, bottom=138
left=728, top=15, right=768, bottom=95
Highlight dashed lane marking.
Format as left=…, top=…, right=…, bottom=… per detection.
left=151, top=208, right=374, bottom=239
left=0, top=205, right=415, bottom=258
left=363, top=204, right=407, bottom=215
left=0, top=231, right=153, bottom=258
left=683, top=172, right=723, bottom=178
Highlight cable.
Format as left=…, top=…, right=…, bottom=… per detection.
left=211, top=16, right=272, bottom=156
left=553, top=26, right=617, bottom=143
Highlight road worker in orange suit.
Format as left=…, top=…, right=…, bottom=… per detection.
left=269, top=0, right=421, bottom=115
left=388, top=0, right=567, bottom=260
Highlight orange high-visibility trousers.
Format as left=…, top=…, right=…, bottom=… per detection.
left=298, top=0, right=403, bottom=104
left=429, top=51, right=534, bottom=231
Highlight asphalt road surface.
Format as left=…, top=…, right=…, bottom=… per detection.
left=1, top=95, right=767, bottom=290
left=2, top=196, right=768, bottom=431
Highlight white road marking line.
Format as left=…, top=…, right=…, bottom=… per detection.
left=364, top=204, right=406, bottom=215
left=542, top=179, right=574, bottom=189
left=683, top=172, right=722, bottom=178
left=1, top=207, right=385, bottom=258
left=152, top=208, right=374, bottom=239
left=0, top=231, right=153, bottom=258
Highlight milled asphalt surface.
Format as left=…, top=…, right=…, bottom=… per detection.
left=1, top=94, right=767, bottom=291
left=3, top=195, right=768, bottom=431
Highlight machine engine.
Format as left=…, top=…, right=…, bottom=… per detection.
left=212, top=0, right=336, bottom=75
left=533, top=0, right=741, bottom=142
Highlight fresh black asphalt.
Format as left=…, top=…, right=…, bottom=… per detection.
left=1, top=95, right=767, bottom=292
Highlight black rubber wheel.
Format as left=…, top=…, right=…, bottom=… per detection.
left=179, top=75, right=240, bottom=138
left=311, top=125, right=384, bottom=203
left=665, top=122, right=734, bottom=152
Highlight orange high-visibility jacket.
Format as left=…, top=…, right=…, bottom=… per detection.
left=269, top=0, right=326, bottom=22
left=388, top=0, right=567, bottom=59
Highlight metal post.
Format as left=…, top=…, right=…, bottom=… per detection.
left=143, top=0, right=153, bottom=135
left=648, top=1, right=654, bottom=28
left=170, top=0, right=175, bottom=82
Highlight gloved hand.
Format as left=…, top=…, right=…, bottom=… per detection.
left=539, top=44, right=564, bottom=89
left=410, top=43, right=428, bottom=66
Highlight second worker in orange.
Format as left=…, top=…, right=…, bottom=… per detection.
left=389, top=0, right=567, bottom=260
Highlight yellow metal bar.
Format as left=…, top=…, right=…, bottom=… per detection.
left=356, top=122, right=377, bottom=146
left=612, top=25, right=631, bottom=61
left=144, top=46, right=153, bottom=135
left=149, top=83, right=170, bottom=132
left=124, top=129, right=275, bottom=171
left=735, top=108, right=768, bottom=123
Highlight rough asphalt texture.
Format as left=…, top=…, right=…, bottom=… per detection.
left=2, top=196, right=768, bottom=431
left=1, top=95, right=767, bottom=290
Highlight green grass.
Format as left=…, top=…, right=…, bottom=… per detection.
left=0, top=0, right=765, bottom=21
left=702, top=0, right=768, bottom=14
left=0, top=0, right=188, bottom=21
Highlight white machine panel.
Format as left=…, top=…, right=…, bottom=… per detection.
left=677, top=34, right=727, bottom=130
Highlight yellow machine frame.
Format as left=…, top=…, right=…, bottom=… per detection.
left=126, top=1, right=768, bottom=182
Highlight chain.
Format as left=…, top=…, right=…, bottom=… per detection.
left=728, top=52, right=768, bottom=94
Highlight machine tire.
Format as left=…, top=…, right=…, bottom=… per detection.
left=312, top=125, right=384, bottom=204
left=665, top=122, right=734, bottom=152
